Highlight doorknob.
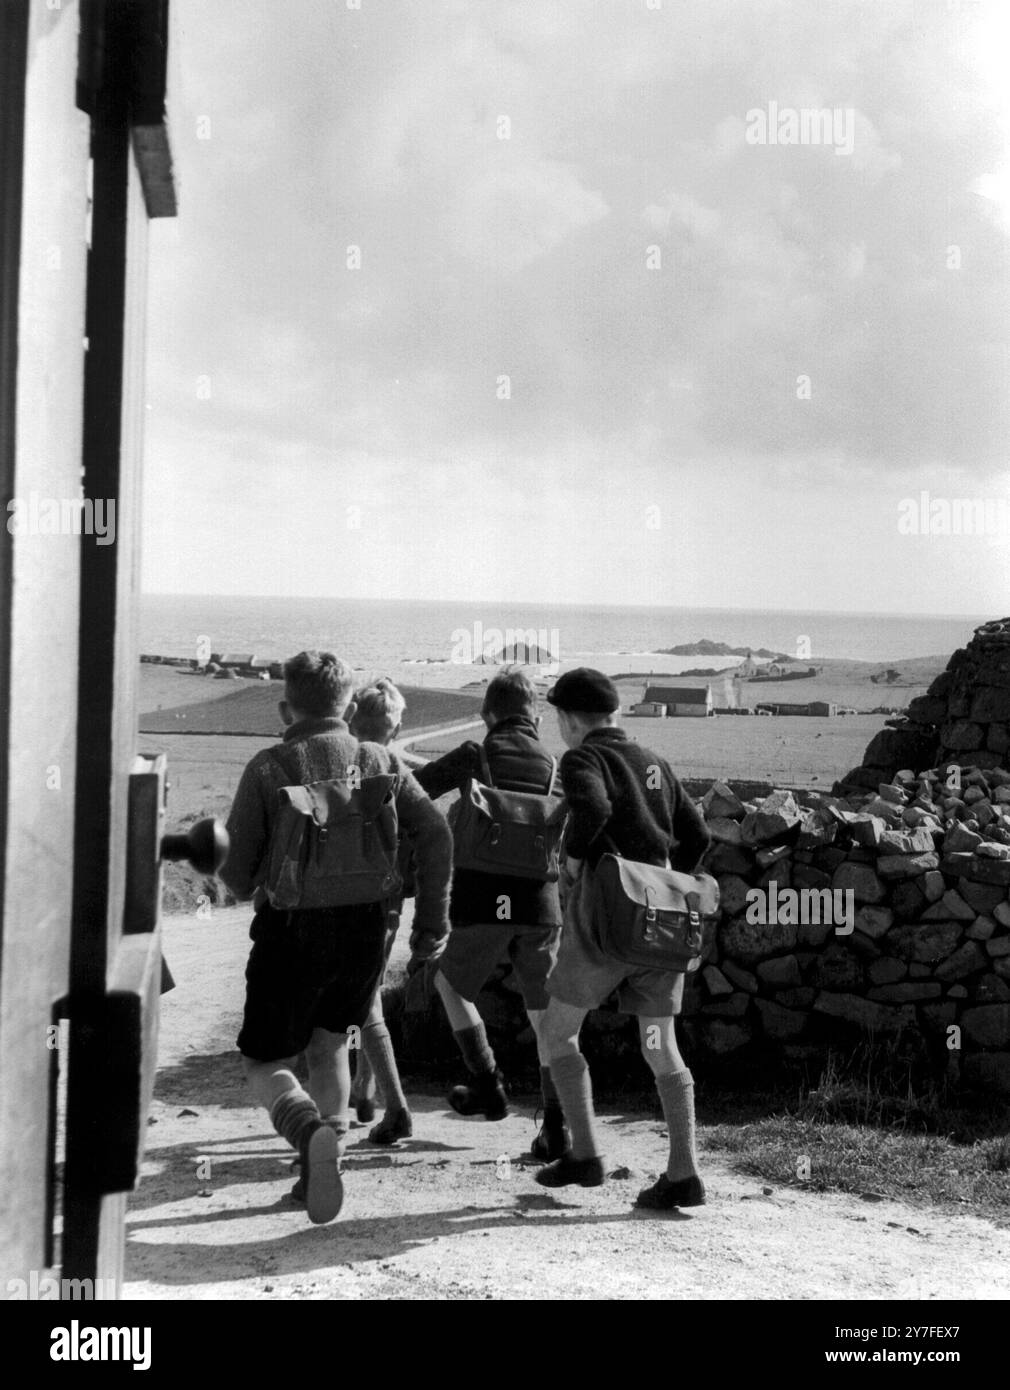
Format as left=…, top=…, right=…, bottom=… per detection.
left=160, top=817, right=229, bottom=874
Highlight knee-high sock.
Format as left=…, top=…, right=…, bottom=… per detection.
left=656, top=1069, right=700, bottom=1181
left=540, top=1065, right=562, bottom=1114
left=548, top=1053, right=600, bottom=1160
left=454, top=1022, right=497, bottom=1077
left=270, top=1087, right=320, bottom=1152
left=362, top=1020, right=408, bottom=1114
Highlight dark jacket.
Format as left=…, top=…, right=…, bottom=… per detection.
left=559, top=727, right=710, bottom=872
left=413, top=715, right=562, bottom=928
left=221, top=716, right=453, bottom=956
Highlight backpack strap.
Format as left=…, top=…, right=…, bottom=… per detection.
left=545, top=757, right=558, bottom=796
left=477, top=743, right=494, bottom=787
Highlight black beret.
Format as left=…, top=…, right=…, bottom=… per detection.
left=546, top=667, right=620, bottom=713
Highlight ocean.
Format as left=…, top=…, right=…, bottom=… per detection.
left=139, top=596, right=988, bottom=689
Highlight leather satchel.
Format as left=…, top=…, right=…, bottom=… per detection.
left=591, top=853, right=720, bottom=973
left=452, top=747, right=567, bottom=881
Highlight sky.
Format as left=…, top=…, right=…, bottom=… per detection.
left=142, top=0, right=1010, bottom=615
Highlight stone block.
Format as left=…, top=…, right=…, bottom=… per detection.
left=740, top=791, right=802, bottom=847
left=717, top=874, right=753, bottom=917
left=702, top=993, right=750, bottom=1017
left=708, top=817, right=744, bottom=846
left=832, top=861, right=886, bottom=904
left=775, top=987, right=815, bottom=1009
left=702, top=965, right=733, bottom=996
left=934, top=941, right=987, bottom=982
left=940, top=721, right=985, bottom=751
left=854, top=905, right=893, bottom=939
left=970, top=687, right=1010, bottom=723
left=986, top=936, right=1010, bottom=958
left=886, top=920, right=963, bottom=964
left=959, top=880, right=1005, bottom=913
left=705, top=842, right=754, bottom=876
left=867, top=982, right=942, bottom=1003
left=757, top=954, right=801, bottom=988
left=976, top=973, right=1010, bottom=1004
left=943, top=823, right=983, bottom=855
left=877, top=853, right=940, bottom=880
left=703, top=781, right=745, bottom=820
left=719, top=915, right=797, bottom=965
left=806, top=943, right=863, bottom=991
left=721, top=961, right=758, bottom=993
left=813, top=993, right=913, bottom=1033
left=967, top=916, right=997, bottom=941
left=868, top=957, right=907, bottom=986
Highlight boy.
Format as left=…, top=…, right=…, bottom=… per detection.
left=220, top=651, right=452, bottom=1224
left=535, top=668, right=712, bottom=1209
left=413, top=668, right=570, bottom=1161
left=347, top=679, right=413, bottom=1145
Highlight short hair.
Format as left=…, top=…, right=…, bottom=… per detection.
left=283, top=650, right=354, bottom=717
left=482, top=667, right=538, bottom=723
left=351, top=678, right=406, bottom=742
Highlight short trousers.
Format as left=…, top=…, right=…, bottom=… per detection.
left=545, top=864, right=685, bottom=1017
left=237, top=901, right=391, bottom=1062
left=438, top=919, right=561, bottom=1012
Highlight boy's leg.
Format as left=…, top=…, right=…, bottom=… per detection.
left=362, top=997, right=413, bottom=1145
left=434, top=967, right=508, bottom=1120
left=534, top=998, right=604, bottom=1187
left=634, top=1013, right=704, bottom=1209
left=242, top=1052, right=343, bottom=1224
left=305, top=1027, right=351, bottom=1149
left=349, top=994, right=379, bottom=1121
left=510, top=925, right=570, bottom=1159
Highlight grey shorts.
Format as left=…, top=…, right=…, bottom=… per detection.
left=545, top=864, right=685, bottom=1017
left=438, top=920, right=561, bottom=1012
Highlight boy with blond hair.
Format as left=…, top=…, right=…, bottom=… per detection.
left=221, top=652, right=451, bottom=1223
left=347, top=679, right=413, bottom=1144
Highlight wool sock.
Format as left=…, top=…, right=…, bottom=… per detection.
left=362, top=1020, right=409, bottom=1114
left=540, top=1065, right=562, bottom=1115
left=548, top=1053, right=600, bottom=1160
left=270, top=1088, right=321, bottom=1152
left=656, top=1069, right=700, bottom=1182
left=351, top=1050, right=376, bottom=1102
left=454, top=1022, right=497, bottom=1077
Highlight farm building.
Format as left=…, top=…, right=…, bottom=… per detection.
left=640, top=684, right=713, bottom=716
left=219, top=652, right=255, bottom=670
left=631, top=701, right=667, bottom=717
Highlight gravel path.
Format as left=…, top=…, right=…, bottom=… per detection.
left=124, top=908, right=1010, bottom=1301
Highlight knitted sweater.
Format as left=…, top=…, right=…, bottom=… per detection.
left=560, top=727, right=710, bottom=871
left=221, top=716, right=453, bottom=951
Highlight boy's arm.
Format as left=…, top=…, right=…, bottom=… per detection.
left=411, top=741, right=480, bottom=799
left=391, top=758, right=453, bottom=958
left=668, top=771, right=711, bottom=873
left=220, top=757, right=274, bottom=901
left=559, top=747, right=613, bottom=861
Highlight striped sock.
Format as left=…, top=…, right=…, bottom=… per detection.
left=362, top=1021, right=408, bottom=1114
left=270, top=1089, right=321, bottom=1153
left=548, top=1053, right=600, bottom=1160
left=656, top=1069, right=700, bottom=1182
left=454, top=1022, right=496, bottom=1077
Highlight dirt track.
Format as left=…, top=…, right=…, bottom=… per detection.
left=123, top=907, right=1010, bottom=1301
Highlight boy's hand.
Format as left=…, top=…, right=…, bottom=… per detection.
left=407, top=928, right=448, bottom=974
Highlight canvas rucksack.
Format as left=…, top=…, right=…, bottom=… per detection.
left=263, top=746, right=403, bottom=910
left=590, top=852, right=720, bottom=973
left=451, top=745, right=567, bottom=882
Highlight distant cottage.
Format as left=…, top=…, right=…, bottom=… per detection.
left=634, top=684, right=713, bottom=717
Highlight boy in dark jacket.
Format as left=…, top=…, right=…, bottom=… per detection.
left=413, top=669, right=569, bottom=1160
left=536, top=668, right=711, bottom=1210
left=221, top=651, right=452, bottom=1223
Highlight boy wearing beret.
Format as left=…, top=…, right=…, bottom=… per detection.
left=536, top=668, right=712, bottom=1210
